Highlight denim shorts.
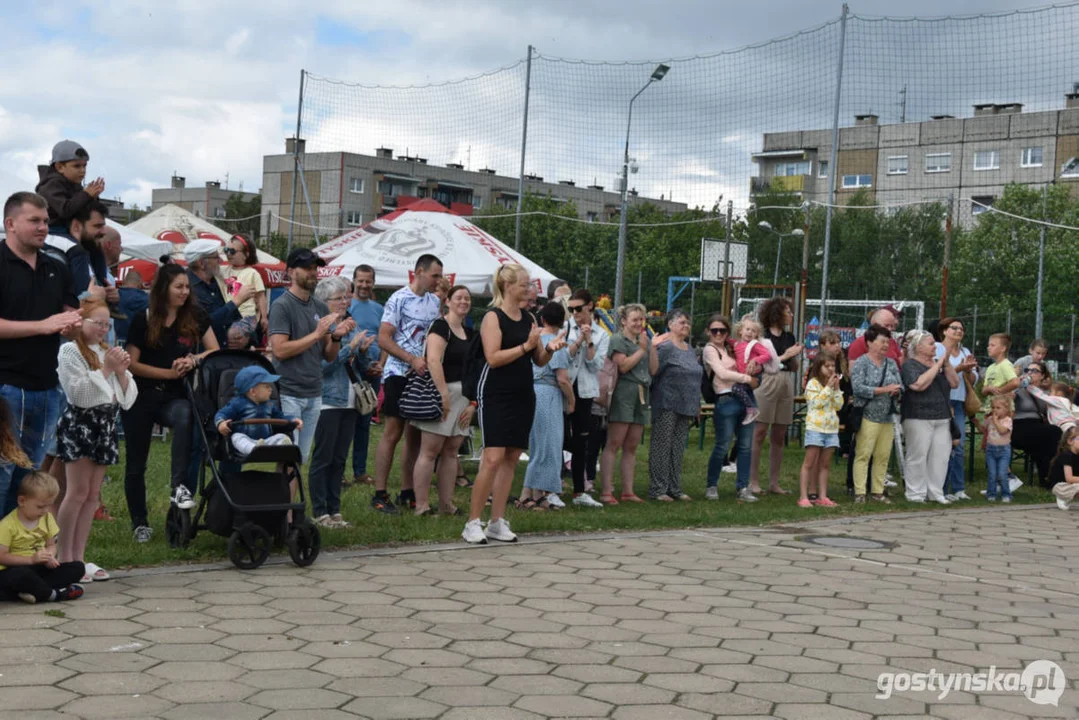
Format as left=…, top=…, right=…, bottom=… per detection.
left=805, top=430, right=839, bottom=449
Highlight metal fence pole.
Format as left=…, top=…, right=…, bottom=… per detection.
left=514, top=46, right=533, bottom=251
left=940, top=192, right=953, bottom=318
left=584, top=266, right=590, bottom=290
left=819, top=2, right=849, bottom=326
left=723, top=201, right=733, bottom=318
left=287, top=69, right=305, bottom=254
left=1035, top=183, right=1048, bottom=338
left=637, top=271, right=642, bottom=303
left=973, top=304, right=979, bottom=353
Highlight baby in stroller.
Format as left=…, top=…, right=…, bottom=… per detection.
left=215, top=366, right=303, bottom=456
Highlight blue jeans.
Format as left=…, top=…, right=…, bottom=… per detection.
left=351, top=376, right=379, bottom=478
left=0, top=385, right=62, bottom=514
left=986, top=444, right=1012, bottom=499
left=706, top=395, right=753, bottom=491
left=281, top=395, right=322, bottom=465
left=944, top=400, right=966, bottom=495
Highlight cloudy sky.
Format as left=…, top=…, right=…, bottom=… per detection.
left=0, top=0, right=1067, bottom=213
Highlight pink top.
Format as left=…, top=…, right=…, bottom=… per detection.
left=703, top=344, right=751, bottom=395
left=986, top=415, right=1012, bottom=446
left=734, top=339, right=773, bottom=374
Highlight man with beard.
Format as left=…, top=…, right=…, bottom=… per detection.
left=0, top=193, right=81, bottom=513
left=58, top=201, right=112, bottom=301
left=269, top=248, right=354, bottom=462
left=347, top=264, right=383, bottom=486
left=184, top=240, right=255, bottom=346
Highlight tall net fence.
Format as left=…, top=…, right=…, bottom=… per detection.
left=291, top=3, right=1079, bottom=365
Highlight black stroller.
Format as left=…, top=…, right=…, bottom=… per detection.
left=167, top=349, right=321, bottom=570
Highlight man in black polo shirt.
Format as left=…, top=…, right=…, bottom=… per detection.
left=0, top=192, right=81, bottom=513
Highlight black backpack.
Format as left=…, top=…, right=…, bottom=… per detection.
left=699, top=346, right=718, bottom=404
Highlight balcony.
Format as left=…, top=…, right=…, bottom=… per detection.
left=750, top=175, right=805, bottom=195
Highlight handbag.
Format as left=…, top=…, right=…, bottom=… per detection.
left=849, top=359, right=888, bottom=436
left=959, top=350, right=982, bottom=417
left=344, top=361, right=378, bottom=416
left=397, top=319, right=443, bottom=422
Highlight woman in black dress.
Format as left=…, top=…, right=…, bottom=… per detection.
left=463, top=264, right=566, bottom=544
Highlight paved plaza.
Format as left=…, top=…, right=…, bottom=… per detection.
left=2, top=504, right=1077, bottom=719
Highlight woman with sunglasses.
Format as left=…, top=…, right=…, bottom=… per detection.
left=564, top=289, right=607, bottom=507
left=934, top=317, right=978, bottom=500
left=703, top=314, right=760, bottom=501
left=223, top=234, right=268, bottom=341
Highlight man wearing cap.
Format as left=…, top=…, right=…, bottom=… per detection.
left=269, top=248, right=354, bottom=463
left=35, top=140, right=105, bottom=237
left=0, top=192, right=81, bottom=513
left=185, top=239, right=256, bottom=346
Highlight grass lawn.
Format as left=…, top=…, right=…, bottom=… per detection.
left=85, top=422, right=1055, bottom=570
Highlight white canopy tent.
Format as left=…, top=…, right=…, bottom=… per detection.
left=312, top=201, right=559, bottom=295
left=128, top=204, right=283, bottom=269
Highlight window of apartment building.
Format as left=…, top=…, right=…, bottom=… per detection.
left=1063, top=158, right=1079, bottom=177
left=886, top=156, right=909, bottom=175
left=817, top=160, right=828, bottom=178
left=213, top=207, right=226, bottom=218
left=586, top=211, right=598, bottom=223
left=774, top=160, right=811, bottom=177
left=346, top=211, right=363, bottom=226
left=925, top=153, right=951, bottom=173
left=349, top=177, right=365, bottom=193
left=1020, top=147, right=1043, bottom=168
left=472, top=195, right=482, bottom=209
left=841, top=174, right=872, bottom=189
left=973, top=150, right=1000, bottom=171
left=971, top=196, right=994, bottom=216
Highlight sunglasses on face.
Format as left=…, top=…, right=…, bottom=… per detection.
left=224, top=248, right=240, bottom=256
left=709, top=327, right=729, bottom=335
left=948, top=325, right=964, bottom=331
left=568, top=304, right=586, bottom=312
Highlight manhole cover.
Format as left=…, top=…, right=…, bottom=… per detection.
left=801, top=535, right=893, bottom=550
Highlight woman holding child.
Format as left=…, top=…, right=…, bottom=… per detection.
left=703, top=315, right=759, bottom=502
left=122, top=262, right=219, bottom=543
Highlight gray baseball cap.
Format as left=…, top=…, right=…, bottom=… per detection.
left=51, top=140, right=89, bottom=164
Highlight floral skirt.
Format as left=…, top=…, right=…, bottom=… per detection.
left=58, top=403, right=120, bottom=466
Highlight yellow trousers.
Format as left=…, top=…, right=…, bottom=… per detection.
left=853, top=418, right=894, bottom=496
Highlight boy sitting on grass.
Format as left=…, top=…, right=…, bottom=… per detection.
left=0, top=472, right=85, bottom=604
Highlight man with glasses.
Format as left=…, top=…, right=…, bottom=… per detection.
left=565, top=289, right=608, bottom=507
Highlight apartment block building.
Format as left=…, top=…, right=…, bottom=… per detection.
left=751, top=91, right=1079, bottom=225
left=260, top=139, right=687, bottom=244
left=151, top=175, right=260, bottom=219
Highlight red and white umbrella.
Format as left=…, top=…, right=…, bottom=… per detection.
left=312, top=199, right=558, bottom=295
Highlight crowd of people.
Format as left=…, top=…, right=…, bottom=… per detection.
left=1, top=140, right=1078, bottom=600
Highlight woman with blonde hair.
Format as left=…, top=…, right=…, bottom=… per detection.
left=462, top=264, right=566, bottom=544
left=599, top=303, right=658, bottom=504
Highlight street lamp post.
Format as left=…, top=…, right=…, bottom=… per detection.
left=758, top=221, right=805, bottom=291
left=1035, top=156, right=1078, bottom=339
left=615, top=63, right=669, bottom=310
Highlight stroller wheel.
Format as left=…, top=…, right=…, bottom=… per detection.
left=228, top=523, right=272, bottom=570
left=166, top=505, right=192, bottom=549
left=287, top=519, right=321, bottom=568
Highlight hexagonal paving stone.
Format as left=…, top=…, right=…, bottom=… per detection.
left=162, top=702, right=271, bottom=720
left=59, top=671, right=166, bottom=696
left=155, top=680, right=256, bottom=704
left=342, top=696, right=446, bottom=719
left=0, top=686, right=78, bottom=711
left=57, top=651, right=161, bottom=674
left=59, top=694, right=174, bottom=718
left=148, top=660, right=246, bottom=682
left=515, top=694, right=613, bottom=717
left=611, top=705, right=713, bottom=720
left=582, top=682, right=675, bottom=705
left=421, top=685, right=519, bottom=707
left=247, top=688, right=352, bottom=711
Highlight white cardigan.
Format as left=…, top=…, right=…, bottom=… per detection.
left=57, top=343, right=139, bottom=411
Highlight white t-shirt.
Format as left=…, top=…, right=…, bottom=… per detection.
left=380, top=287, right=441, bottom=379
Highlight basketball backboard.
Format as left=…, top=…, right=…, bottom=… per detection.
left=700, top=238, right=748, bottom=283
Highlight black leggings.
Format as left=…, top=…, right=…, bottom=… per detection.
left=0, top=562, right=85, bottom=602
left=1012, top=419, right=1061, bottom=488
left=122, top=390, right=194, bottom=529
left=568, top=384, right=594, bottom=494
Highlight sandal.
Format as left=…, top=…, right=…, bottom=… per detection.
left=599, top=494, right=620, bottom=505
left=620, top=494, right=645, bottom=503
left=813, top=497, right=838, bottom=507
left=413, top=506, right=437, bottom=517
left=455, top=474, right=473, bottom=488
left=84, top=563, right=110, bottom=581
left=515, top=498, right=546, bottom=512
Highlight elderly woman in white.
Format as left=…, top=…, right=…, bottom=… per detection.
left=900, top=330, right=960, bottom=504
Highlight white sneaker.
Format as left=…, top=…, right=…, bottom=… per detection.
left=572, top=493, right=603, bottom=508
left=485, top=518, right=518, bottom=543
left=934, top=496, right=951, bottom=505
left=907, top=497, right=925, bottom=503
left=884, top=478, right=898, bottom=488
left=953, top=491, right=971, bottom=501
left=705, top=487, right=719, bottom=500
left=1001, top=496, right=1012, bottom=504
left=737, top=487, right=758, bottom=503
left=171, top=485, right=196, bottom=510
left=1057, top=498, right=1070, bottom=510
left=462, top=519, right=487, bottom=544
left=944, top=494, right=957, bottom=502
left=721, top=462, right=737, bottom=474
left=545, top=493, right=565, bottom=509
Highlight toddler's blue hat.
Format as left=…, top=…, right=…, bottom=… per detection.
left=234, top=366, right=280, bottom=396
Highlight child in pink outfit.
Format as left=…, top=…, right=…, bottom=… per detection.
left=732, top=318, right=775, bottom=425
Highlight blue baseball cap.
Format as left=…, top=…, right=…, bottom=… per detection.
left=233, top=366, right=280, bottom=396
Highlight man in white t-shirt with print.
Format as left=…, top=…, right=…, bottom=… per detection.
left=370, top=254, right=443, bottom=514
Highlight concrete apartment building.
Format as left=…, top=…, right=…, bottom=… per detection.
left=260, top=139, right=688, bottom=243
left=751, top=90, right=1079, bottom=225
left=151, top=175, right=260, bottom=219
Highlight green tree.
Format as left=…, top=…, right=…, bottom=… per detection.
left=223, top=193, right=262, bottom=240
